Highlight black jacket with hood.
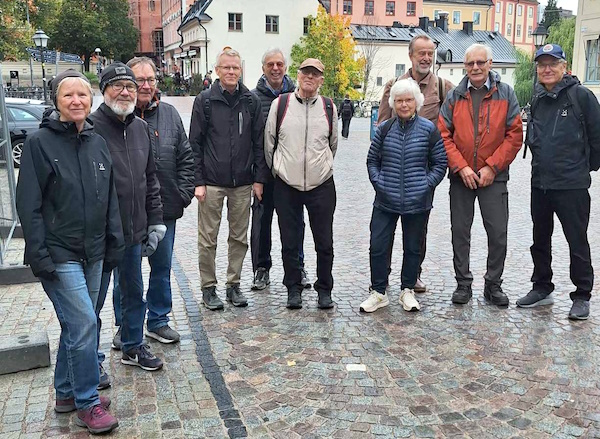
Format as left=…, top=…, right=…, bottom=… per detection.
left=136, top=98, right=195, bottom=221
left=89, top=103, right=163, bottom=245
left=252, top=74, right=296, bottom=124
left=16, top=111, right=125, bottom=277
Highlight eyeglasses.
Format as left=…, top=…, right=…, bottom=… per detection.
left=395, top=98, right=415, bottom=105
left=110, top=82, right=137, bottom=93
left=265, top=62, right=285, bottom=68
left=218, top=65, right=241, bottom=72
left=536, top=60, right=562, bottom=70
left=299, top=69, right=323, bottom=77
left=136, top=77, right=157, bottom=86
left=465, top=59, right=489, bottom=68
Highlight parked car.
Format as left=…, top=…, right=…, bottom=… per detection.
left=3, top=98, right=50, bottom=167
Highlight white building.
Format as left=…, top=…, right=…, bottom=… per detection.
left=177, top=0, right=321, bottom=87
left=572, top=0, right=600, bottom=101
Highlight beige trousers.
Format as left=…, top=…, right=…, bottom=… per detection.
left=197, top=185, right=252, bottom=289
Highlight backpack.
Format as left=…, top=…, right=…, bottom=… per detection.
left=200, top=89, right=257, bottom=134
left=341, top=100, right=353, bottom=118
left=273, top=93, right=334, bottom=153
left=203, top=79, right=209, bottom=89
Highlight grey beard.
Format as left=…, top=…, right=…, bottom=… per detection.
left=105, top=96, right=135, bottom=117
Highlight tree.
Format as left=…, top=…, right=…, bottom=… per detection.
left=356, top=16, right=390, bottom=100
left=547, top=17, right=575, bottom=69
left=543, top=0, right=561, bottom=31
left=0, top=0, right=32, bottom=61
left=290, top=6, right=365, bottom=99
left=513, top=49, right=534, bottom=107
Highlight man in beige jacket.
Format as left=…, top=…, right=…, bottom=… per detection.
left=264, top=58, right=338, bottom=310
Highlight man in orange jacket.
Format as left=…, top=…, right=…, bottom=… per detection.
left=438, top=43, right=522, bottom=306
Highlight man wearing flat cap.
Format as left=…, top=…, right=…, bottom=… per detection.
left=90, top=62, right=166, bottom=377
left=516, top=44, right=600, bottom=320
left=264, top=57, right=338, bottom=310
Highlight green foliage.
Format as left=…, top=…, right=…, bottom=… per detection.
left=547, top=17, right=575, bottom=69
left=290, top=6, right=365, bottom=99
left=514, top=49, right=534, bottom=107
left=0, top=0, right=33, bottom=61
left=84, top=71, right=99, bottom=85
left=543, top=0, right=561, bottom=31
left=159, top=75, right=174, bottom=95
left=188, top=74, right=205, bottom=96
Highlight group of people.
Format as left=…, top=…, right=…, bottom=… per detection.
left=14, top=35, right=599, bottom=435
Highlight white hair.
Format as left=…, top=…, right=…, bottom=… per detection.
left=261, top=48, right=287, bottom=66
left=216, top=47, right=242, bottom=65
left=464, top=43, right=493, bottom=62
left=388, top=78, right=424, bottom=113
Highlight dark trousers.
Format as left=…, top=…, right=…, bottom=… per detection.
left=341, top=117, right=351, bottom=138
left=370, top=206, right=428, bottom=293
left=252, top=180, right=305, bottom=271
left=274, top=177, right=336, bottom=293
left=450, top=179, right=508, bottom=286
left=530, top=188, right=593, bottom=301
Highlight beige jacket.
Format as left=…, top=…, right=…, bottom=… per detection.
left=264, top=92, right=338, bottom=191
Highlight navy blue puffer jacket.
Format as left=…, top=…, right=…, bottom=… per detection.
left=367, top=115, right=447, bottom=214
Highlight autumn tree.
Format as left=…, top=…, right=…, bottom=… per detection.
left=0, top=0, right=32, bottom=61
left=290, top=6, right=365, bottom=99
left=546, top=17, right=575, bottom=69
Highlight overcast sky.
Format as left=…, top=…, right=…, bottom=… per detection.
left=539, top=0, right=579, bottom=14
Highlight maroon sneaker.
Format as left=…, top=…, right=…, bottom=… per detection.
left=55, top=396, right=111, bottom=413
left=75, top=404, right=119, bottom=434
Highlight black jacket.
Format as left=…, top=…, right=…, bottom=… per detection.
left=90, top=104, right=163, bottom=245
left=339, top=98, right=354, bottom=120
left=189, top=80, right=269, bottom=187
left=526, top=75, right=600, bottom=190
left=136, top=98, right=195, bottom=220
left=16, top=111, right=125, bottom=276
left=252, top=74, right=296, bottom=124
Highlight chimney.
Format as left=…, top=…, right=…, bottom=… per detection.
left=463, top=21, right=474, bottom=36
left=392, top=21, right=402, bottom=28
left=435, top=12, right=449, bottom=33
left=418, top=17, right=429, bottom=31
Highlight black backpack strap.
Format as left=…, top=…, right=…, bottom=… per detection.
left=321, top=96, right=334, bottom=141
left=274, top=93, right=291, bottom=153
left=201, top=90, right=211, bottom=134
left=379, top=116, right=397, bottom=141
left=523, top=94, right=539, bottom=158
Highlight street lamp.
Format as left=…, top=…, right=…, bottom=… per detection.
left=32, top=29, right=49, bottom=104
left=531, top=24, right=549, bottom=88
left=95, top=48, right=102, bottom=76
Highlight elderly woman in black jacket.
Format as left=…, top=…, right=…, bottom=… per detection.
left=16, top=70, right=124, bottom=435
left=360, top=78, right=447, bottom=314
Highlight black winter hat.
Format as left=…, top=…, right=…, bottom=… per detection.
left=49, top=69, right=89, bottom=106
left=99, top=62, right=136, bottom=93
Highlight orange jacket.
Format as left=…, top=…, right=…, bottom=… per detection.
left=438, top=72, right=523, bottom=180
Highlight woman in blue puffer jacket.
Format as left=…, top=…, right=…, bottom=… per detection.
left=361, top=78, right=447, bottom=314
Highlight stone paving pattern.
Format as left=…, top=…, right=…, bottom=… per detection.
left=0, top=98, right=599, bottom=438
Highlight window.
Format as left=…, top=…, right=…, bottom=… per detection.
left=528, top=6, right=533, bottom=17
left=386, top=1, right=395, bottom=15
left=494, top=22, right=500, bottom=31
left=507, top=23, right=512, bottom=36
left=434, top=9, right=441, bottom=19
left=228, top=13, right=242, bottom=31
left=407, top=2, right=416, bottom=16
left=303, top=17, right=311, bottom=35
left=365, top=0, right=374, bottom=15
left=152, top=30, right=163, bottom=54
left=473, top=11, right=481, bottom=25
left=517, top=4, right=522, bottom=15
left=266, top=15, right=278, bottom=33
left=450, top=68, right=454, bottom=75
left=516, top=24, right=521, bottom=37
left=462, top=68, right=467, bottom=75
left=502, top=68, right=507, bottom=74
left=148, top=0, right=155, bottom=11
left=586, top=38, right=600, bottom=82
left=453, top=11, right=461, bottom=24
left=508, top=3, right=513, bottom=14
left=377, top=76, right=383, bottom=86
left=343, top=0, right=352, bottom=14
left=7, top=107, right=38, bottom=122
left=395, top=64, right=405, bottom=77
left=528, top=25, right=532, bottom=37
left=496, top=1, right=501, bottom=13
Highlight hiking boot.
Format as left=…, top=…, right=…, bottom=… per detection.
left=484, top=283, right=509, bottom=307
left=97, top=365, right=111, bottom=390
left=75, top=404, right=119, bottom=434
left=111, top=327, right=122, bottom=350
left=317, top=291, right=335, bottom=309
left=359, top=288, right=389, bottom=313
left=55, top=396, right=111, bottom=414
left=202, top=286, right=224, bottom=310
left=414, top=278, right=427, bottom=293
left=399, top=288, right=420, bottom=312
left=121, top=344, right=163, bottom=371
left=287, top=289, right=302, bottom=309
left=516, top=290, right=554, bottom=308
left=568, top=299, right=590, bottom=320
left=146, top=325, right=180, bottom=344
left=452, top=285, right=472, bottom=304
left=226, top=284, right=248, bottom=307
left=300, top=268, right=312, bottom=289
left=251, top=268, right=270, bottom=290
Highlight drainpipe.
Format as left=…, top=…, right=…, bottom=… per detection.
left=199, top=21, right=209, bottom=74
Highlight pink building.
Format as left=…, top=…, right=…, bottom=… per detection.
left=128, top=0, right=163, bottom=62
left=322, top=0, right=421, bottom=25
left=161, top=0, right=195, bottom=74
left=491, top=0, right=539, bottom=53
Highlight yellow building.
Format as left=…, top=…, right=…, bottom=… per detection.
left=423, top=0, right=494, bottom=31
left=573, top=0, right=600, bottom=100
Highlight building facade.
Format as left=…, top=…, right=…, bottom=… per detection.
left=162, top=0, right=195, bottom=75
left=324, top=0, right=422, bottom=25
left=423, top=0, right=494, bottom=31
left=491, top=0, right=538, bottom=53
left=573, top=0, right=600, bottom=100
left=129, top=0, right=163, bottom=63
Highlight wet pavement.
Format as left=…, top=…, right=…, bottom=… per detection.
left=1, top=98, right=599, bottom=438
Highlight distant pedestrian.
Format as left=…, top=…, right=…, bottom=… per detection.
left=339, top=94, right=354, bottom=139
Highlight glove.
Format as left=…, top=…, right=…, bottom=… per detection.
left=147, top=224, right=167, bottom=242
left=103, top=260, right=117, bottom=273
left=141, top=231, right=160, bottom=257
left=37, top=269, right=59, bottom=282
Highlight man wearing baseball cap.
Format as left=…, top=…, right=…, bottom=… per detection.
left=517, top=44, right=600, bottom=320
left=264, top=57, right=338, bottom=309
left=90, top=62, right=166, bottom=375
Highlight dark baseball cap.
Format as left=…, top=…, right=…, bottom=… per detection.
left=534, top=44, right=566, bottom=61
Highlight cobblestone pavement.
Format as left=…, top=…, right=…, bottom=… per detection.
left=1, top=98, right=600, bottom=438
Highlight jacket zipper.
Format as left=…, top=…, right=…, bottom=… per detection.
left=93, top=161, right=99, bottom=200
left=468, top=93, right=478, bottom=172
left=304, top=100, right=309, bottom=191
left=77, top=134, right=88, bottom=260
left=552, top=109, right=560, bottom=136
left=124, top=129, right=135, bottom=238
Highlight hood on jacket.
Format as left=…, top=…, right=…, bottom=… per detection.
left=455, top=70, right=502, bottom=96
left=255, top=74, right=296, bottom=97
left=135, top=94, right=160, bottom=118
left=40, top=109, right=94, bottom=136
left=533, top=74, right=580, bottom=99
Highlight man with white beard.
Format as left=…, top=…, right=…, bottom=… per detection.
left=90, top=63, right=166, bottom=380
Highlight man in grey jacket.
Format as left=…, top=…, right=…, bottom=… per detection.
left=264, top=58, right=338, bottom=310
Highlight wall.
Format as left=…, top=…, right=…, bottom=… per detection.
left=435, top=63, right=516, bottom=88
left=573, top=0, right=600, bottom=99
left=162, top=0, right=195, bottom=74
left=0, top=61, right=84, bottom=87
left=329, top=0, right=421, bottom=25
left=491, top=0, right=537, bottom=54
left=423, top=3, right=494, bottom=30
left=356, top=41, right=412, bottom=100
left=129, top=0, right=162, bottom=55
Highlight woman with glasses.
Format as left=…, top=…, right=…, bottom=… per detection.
left=360, top=78, right=447, bottom=314
left=16, top=70, right=124, bottom=434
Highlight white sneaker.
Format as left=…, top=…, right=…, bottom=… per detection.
left=399, top=288, right=420, bottom=312
left=414, top=278, right=427, bottom=293
left=359, top=289, right=390, bottom=313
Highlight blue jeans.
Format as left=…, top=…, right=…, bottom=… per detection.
left=369, top=206, right=428, bottom=293
left=41, top=260, right=103, bottom=410
left=112, top=221, right=176, bottom=331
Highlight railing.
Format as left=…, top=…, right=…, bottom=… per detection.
left=3, top=86, right=46, bottom=101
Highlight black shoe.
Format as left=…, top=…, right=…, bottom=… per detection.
left=202, top=286, right=224, bottom=310
left=287, top=289, right=302, bottom=309
left=568, top=299, right=590, bottom=320
left=226, top=284, right=248, bottom=307
left=146, top=325, right=180, bottom=344
left=452, top=285, right=472, bottom=304
left=111, top=327, right=122, bottom=350
left=300, top=268, right=312, bottom=289
left=121, top=344, right=163, bottom=371
left=251, top=268, right=270, bottom=290
left=317, top=291, right=334, bottom=309
left=97, top=365, right=111, bottom=390
left=516, top=290, right=554, bottom=308
left=484, top=283, right=509, bottom=307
